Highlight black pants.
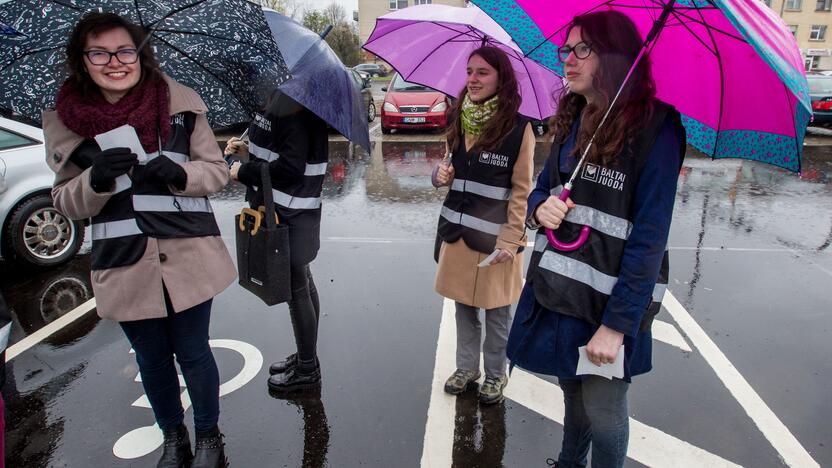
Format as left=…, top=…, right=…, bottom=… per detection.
left=288, top=262, right=320, bottom=369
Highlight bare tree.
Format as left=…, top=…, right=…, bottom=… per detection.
left=255, top=0, right=301, bottom=19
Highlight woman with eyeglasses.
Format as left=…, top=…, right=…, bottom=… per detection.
left=508, top=12, right=686, bottom=467
left=43, top=12, right=235, bottom=468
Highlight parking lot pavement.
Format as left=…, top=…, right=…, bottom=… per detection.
left=2, top=136, right=830, bottom=467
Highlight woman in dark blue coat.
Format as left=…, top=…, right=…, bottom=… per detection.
left=509, top=11, right=685, bottom=468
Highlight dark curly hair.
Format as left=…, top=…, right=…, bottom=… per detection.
left=65, top=12, right=163, bottom=99
left=549, top=11, right=656, bottom=166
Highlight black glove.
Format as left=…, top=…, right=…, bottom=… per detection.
left=89, top=147, right=138, bottom=193
left=144, top=155, right=188, bottom=190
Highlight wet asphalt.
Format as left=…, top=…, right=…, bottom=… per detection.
left=2, top=130, right=831, bottom=467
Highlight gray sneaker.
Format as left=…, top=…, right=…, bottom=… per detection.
left=478, top=375, right=508, bottom=404
left=443, top=369, right=481, bottom=395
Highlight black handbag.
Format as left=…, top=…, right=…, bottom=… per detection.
left=235, top=164, right=292, bottom=305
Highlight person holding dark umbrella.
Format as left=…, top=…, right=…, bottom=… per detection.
left=43, top=13, right=235, bottom=468
left=226, top=89, right=328, bottom=393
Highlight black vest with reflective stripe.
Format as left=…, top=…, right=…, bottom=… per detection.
left=437, top=116, right=526, bottom=254
left=528, top=102, right=685, bottom=331
left=73, top=112, right=220, bottom=271
left=246, top=94, right=329, bottom=228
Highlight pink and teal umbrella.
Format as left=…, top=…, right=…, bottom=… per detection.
left=471, top=0, right=811, bottom=173
left=363, top=4, right=563, bottom=120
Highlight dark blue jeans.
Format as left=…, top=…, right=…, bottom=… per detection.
left=557, top=376, right=630, bottom=468
left=120, top=294, right=219, bottom=432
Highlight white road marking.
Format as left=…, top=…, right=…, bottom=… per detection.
left=662, top=291, right=819, bottom=468
left=652, top=319, right=692, bottom=352
left=370, top=123, right=381, bottom=134
left=113, top=339, right=263, bottom=460
left=5, top=298, right=96, bottom=361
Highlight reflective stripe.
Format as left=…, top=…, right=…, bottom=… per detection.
left=539, top=250, right=618, bottom=295
left=133, top=195, right=213, bottom=213
left=0, top=322, right=10, bottom=350
left=440, top=206, right=501, bottom=236
left=550, top=185, right=632, bottom=240
left=250, top=141, right=279, bottom=162
left=536, top=237, right=668, bottom=302
left=114, top=174, right=132, bottom=194
left=144, top=151, right=188, bottom=164
left=91, top=218, right=142, bottom=240
left=451, top=178, right=511, bottom=201
left=272, top=189, right=321, bottom=210
left=305, top=162, right=327, bottom=176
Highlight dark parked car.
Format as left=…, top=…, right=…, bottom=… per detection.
left=353, top=63, right=389, bottom=77
left=808, top=73, right=832, bottom=126
left=350, top=69, right=376, bottom=122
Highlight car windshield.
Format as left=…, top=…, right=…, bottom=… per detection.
left=808, top=76, right=832, bottom=94
left=391, top=74, right=429, bottom=92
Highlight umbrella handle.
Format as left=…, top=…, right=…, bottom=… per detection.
left=545, top=187, right=590, bottom=251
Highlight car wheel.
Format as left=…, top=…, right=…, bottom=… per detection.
left=381, top=125, right=391, bottom=134
left=5, top=194, right=84, bottom=268
left=368, top=103, right=376, bottom=122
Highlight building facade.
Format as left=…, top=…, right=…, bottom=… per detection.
left=765, top=0, right=832, bottom=70
left=358, top=0, right=467, bottom=50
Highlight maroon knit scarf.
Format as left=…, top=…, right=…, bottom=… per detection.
left=56, top=77, right=170, bottom=153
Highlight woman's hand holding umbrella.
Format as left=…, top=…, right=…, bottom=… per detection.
left=434, top=160, right=455, bottom=187
left=534, top=196, right=575, bottom=230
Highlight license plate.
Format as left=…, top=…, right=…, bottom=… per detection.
left=403, top=117, right=426, bottom=123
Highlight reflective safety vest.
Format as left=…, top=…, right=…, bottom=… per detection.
left=437, top=116, right=527, bottom=254
left=76, top=112, right=220, bottom=270
left=528, top=101, right=685, bottom=331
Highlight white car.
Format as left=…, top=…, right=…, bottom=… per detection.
left=0, top=116, right=84, bottom=267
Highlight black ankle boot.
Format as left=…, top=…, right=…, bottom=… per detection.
left=157, top=423, right=192, bottom=468
left=267, top=360, right=321, bottom=392
left=268, top=353, right=297, bottom=375
left=192, top=426, right=226, bottom=468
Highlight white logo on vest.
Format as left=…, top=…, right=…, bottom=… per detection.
left=478, top=151, right=509, bottom=168
left=253, top=113, right=272, bottom=132
left=170, top=114, right=185, bottom=127
left=581, top=163, right=626, bottom=191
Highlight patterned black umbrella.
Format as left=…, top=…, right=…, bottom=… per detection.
left=0, top=0, right=291, bottom=128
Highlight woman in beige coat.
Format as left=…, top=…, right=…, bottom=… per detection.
left=432, top=46, right=534, bottom=405
left=43, top=13, right=234, bottom=468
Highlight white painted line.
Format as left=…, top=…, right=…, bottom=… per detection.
left=652, top=319, right=692, bottom=352
left=662, top=291, right=819, bottom=468
left=370, top=123, right=381, bottom=134
left=505, top=369, right=741, bottom=467
left=5, top=298, right=97, bottom=361
left=420, top=298, right=458, bottom=467
left=421, top=298, right=738, bottom=467
left=323, top=236, right=433, bottom=244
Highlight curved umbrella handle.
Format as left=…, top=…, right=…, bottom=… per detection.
left=545, top=187, right=590, bottom=251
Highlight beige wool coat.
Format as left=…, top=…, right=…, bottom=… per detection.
left=43, top=76, right=236, bottom=322
left=435, top=123, right=535, bottom=309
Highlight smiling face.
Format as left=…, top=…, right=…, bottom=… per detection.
left=563, top=26, right=601, bottom=103
left=83, top=27, right=141, bottom=103
left=466, top=54, right=499, bottom=103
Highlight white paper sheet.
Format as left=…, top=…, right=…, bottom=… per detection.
left=576, top=345, right=625, bottom=380
left=94, top=124, right=148, bottom=163
left=477, top=250, right=501, bottom=267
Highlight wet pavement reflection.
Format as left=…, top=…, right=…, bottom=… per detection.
left=2, top=139, right=831, bottom=467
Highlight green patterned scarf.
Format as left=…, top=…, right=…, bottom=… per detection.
left=460, top=94, right=499, bottom=136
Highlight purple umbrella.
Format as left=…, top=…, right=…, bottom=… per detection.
left=471, top=0, right=811, bottom=251
left=363, top=4, right=563, bottom=120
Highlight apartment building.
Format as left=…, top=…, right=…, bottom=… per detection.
left=765, top=0, right=832, bottom=70
left=358, top=0, right=467, bottom=48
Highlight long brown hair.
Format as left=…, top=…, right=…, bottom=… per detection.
left=549, top=11, right=656, bottom=166
left=65, top=12, right=163, bottom=100
left=446, top=46, right=521, bottom=154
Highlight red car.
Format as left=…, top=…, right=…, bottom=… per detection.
left=380, top=73, right=450, bottom=134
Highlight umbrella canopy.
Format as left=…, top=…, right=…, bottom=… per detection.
left=263, top=9, right=370, bottom=151
left=0, top=0, right=291, bottom=128
left=470, top=0, right=810, bottom=172
left=363, top=4, right=564, bottom=120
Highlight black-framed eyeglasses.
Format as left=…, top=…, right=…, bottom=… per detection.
left=557, top=42, right=593, bottom=62
left=83, top=48, right=139, bottom=66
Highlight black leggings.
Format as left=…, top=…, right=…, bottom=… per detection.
left=288, top=262, right=320, bottom=367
